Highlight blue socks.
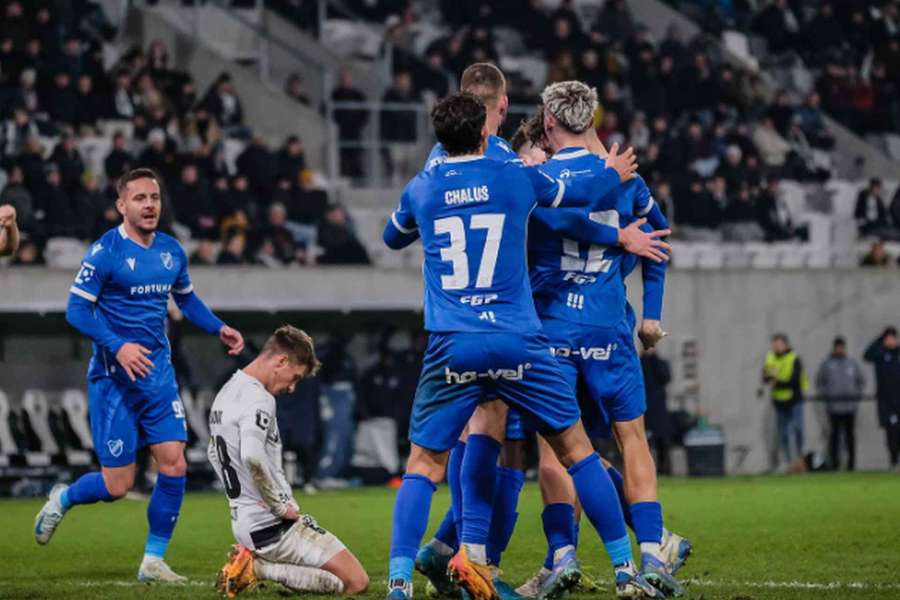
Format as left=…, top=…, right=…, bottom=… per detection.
left=460, top=435, right=501, bottom=547
left=433, top=506, right=459, bottom=551
left=61, top=472, right=115, bottom=509
left=541, top=502, right=575, bottom=569
left=144, top=473, right=186, bottom=559
left=606, top=465, right=634, bottom=530
left=448, top=440, right=466, bottom=541
left=631, top=501, right=664, bottom=545
left=390, top=474, right=437, bottom=582
left=487, top=466, right=524, bottom=566
left=567, top=454, right=632, bottom=567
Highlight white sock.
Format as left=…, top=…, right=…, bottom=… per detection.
left=463, top=543, right=487, bottom=565
left=552, top=544, right=576, bottom=565
left=254, top=559, right=345, bottom=594
left=429, top=538, right=455, bottom=557
left=639, top=542, right=663, bottom=560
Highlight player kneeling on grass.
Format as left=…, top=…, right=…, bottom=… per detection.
left=210, top=326, right=369, bottom=597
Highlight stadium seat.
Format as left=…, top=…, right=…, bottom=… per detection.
left=44, top=239, right=88, bottom=270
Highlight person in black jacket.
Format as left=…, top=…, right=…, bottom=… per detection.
left=641, top=347, right=673, bottom=475
left=864, top=327, right=900, bottom=469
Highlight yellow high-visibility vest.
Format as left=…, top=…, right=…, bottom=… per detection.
left=764, top=350, right=809, bottom=402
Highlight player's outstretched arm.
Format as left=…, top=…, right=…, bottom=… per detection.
left=638, top=229, right=669, bottom=350
left=172, top=290, right=244, bottom=355
left=530, top=210, right=670, bottom=262
left=384, top=188, right=419, bottom=249
left=0, top=204, right=19, bottom=257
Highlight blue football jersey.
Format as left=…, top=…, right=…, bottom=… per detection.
left=69, top=224, right=193, bottom=379
left=391, top=155, right=581, bottom=333
left=425, top=134, right=517, bottom=169
left=529, top=148, right=655, bottom=328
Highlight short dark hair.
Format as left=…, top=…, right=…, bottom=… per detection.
left=885, top=326, right=898, bottom=338
left=431, top=93, right=486, bottom=156
left=117, top=167, right=162, bottom=196
left=460, top=63, right=506, bottom=107
left=772, top=333, right=789, bottom=344
left=833, top=337, right=846, bottom=347
left=262, top=325, right=321, bottom=375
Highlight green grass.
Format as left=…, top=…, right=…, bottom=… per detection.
left=1, top=473, right=899, bottom=599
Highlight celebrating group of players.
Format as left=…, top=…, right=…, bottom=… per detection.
left=31, top=61, right=690, bottom=600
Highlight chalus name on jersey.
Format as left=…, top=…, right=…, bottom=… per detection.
left=444, top=185, right=490, bottom=205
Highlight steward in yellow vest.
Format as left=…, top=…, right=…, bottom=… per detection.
left=763, top=336, right=809, bottom=406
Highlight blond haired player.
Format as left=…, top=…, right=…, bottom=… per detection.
left=212, top=326, right=369, bottom=597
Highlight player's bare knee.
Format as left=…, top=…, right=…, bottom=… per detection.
left=158, top=454, right=187, bottom=477
left=469, top=401, right=506, bottom=441
left=343, top=569, right=369, bottom=594
left=102, top=472, right=134, bottom=498
left=405, top=445, right=447, bottom=483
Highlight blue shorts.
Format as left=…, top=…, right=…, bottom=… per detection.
left=409, top=332, right=581, bottom=452
left=87, top=355, right=186, bottom=467
left=542, top=317, right=646, bottom=439
left=505, top=409, right=526, bottom=441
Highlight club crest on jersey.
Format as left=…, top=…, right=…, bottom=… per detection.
left=160, top=251, right=174, bottom=270
left=107, top=439, right=124, bottom=457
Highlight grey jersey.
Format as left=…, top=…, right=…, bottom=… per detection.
left=208, top=370, right=294, bottom=547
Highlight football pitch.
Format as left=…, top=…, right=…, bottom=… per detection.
left=1, top=473, right=898, bottom=600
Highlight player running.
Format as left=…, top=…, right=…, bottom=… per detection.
left=520, top=83, right=688, bottom=597
left=383, top=92, right=665, bottom=600
left=211, top=326, right=369, bottom=597
left=34, top=168, right=245, bottom=582
left=414, top=64, right=669, bottom=600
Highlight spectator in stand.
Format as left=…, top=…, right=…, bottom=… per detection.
left=171, top=163, right=217, bottom=240
left=284, top=73, right=311, bottom=106
left=317, top=204, right=370, bottom=265
left=45, top=71, right=79, bottom=126
left=331, top=69, right=368, bottom=178
left=106, top=70, right=136, bottom=120
left=41, top=163, right=87, bottom=239
left=855, top=178, right=892, bottom=238
left=860, top=240, right=892, bottom=267
left=190, top=239, right=218, bottom=265
left=751, top=0, right=800, bottom=55
left=79, top=172, right=113, bottom=241
left=49, top=134, right=86, bottom=197
left=723, top=181, right=764, bottom=242
left=676, top=175, right=723, bottom=241
left=891, top=187, right=900, bottom=235
left=715, top=144, right=744, bottom=191
left=758, top=179, right=807, bottom=242
left=276, top=135, right=307, bottom=184
left=202, top=72, right=246, bottom=138
left=380, top=71, right=420, bottom=182
left=864, top=327, right=900, bottom=470
left=762, top=333, right=809, bottom=473
left=236, top=135, right=278, bottom=202
left=104, top=132, right=134, bottom=182
left=15, top=69, right=40, bottom=115
left=217, top=229, right=247, bottom=265
left=257, top=202, right=298, bottom=266
left=74, top=74, right=103, bottom=133
left=0, top=203, right=18, bottom=257
left=291, top=170, right=329, bottom=224
left=796, top=92, right=835, bottom=150
left=816, top=337, right=865, bottom=471
left=2, top=107, right=39, bottom=162
left=752, top=115, right=792, bottom=172
left=137, top=128, right=173, bottom=182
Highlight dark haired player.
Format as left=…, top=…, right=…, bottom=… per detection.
left=382, top=93, right=662, bottom=600
left=34, top=168, right=244, bottom=582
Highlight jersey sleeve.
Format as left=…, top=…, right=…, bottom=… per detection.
left=640, top=222, right=667, bottom=320
left=633, top=176, right=669, bottom=229
left=69, top=242, right=111, bottom=303
left=522, top=164, right=567, bottom=208
left=530, top=207, right=619, bottom=246
left=172, top=244, right=193, bottom=296
left=424, top=142, right=447, bottom=170
left=384, top=185, right=420, bottom=249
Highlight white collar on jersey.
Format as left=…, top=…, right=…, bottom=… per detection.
left=118, top=223, right=155, bottom=249
left=442, top=154, right=485, bottom=163
left=551, top=148, right=591, bottom=160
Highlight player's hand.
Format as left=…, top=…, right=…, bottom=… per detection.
left=219, top=325, right=244, bottom=356
left=115, top=343, right=154, bottom=381
left=605, top=143, right=638, bottom=182
left=618, top=218, right=671, bottom=263
left=638, top=319, right=667, bottom=350
left=0, top=204, right=16, bottom=227
left=281, top=504, right=300, bottom=521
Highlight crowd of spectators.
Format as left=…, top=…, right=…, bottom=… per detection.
left=0, top=1, right=370, bottom=268
left=672, top=0, right=900, bottom=136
